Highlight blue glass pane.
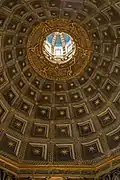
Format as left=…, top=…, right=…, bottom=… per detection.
left=46, top=33, right=54, bottom=44
left=55, top=35, right=62, bottom=47
left=62, top=33, right=70, bottom=43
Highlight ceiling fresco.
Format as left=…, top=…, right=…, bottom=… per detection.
left=0, top=0, right=120, bottom=178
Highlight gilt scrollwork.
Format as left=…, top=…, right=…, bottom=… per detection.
left=27, top=19, right=91, bottom=80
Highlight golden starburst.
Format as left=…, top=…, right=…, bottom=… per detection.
left=89, top=146, right=95, bottom=152
left=33, top=148, right=40, bottom=155
left=61, top=129, right=66, bottom=133
left=114, top=135, right=120, bottom=141
left=8, top=141, right=14, bottom=147
left=61, top=149, right=69, bottom=155
left=37, top=127, right=43, bottom=132
left=15, top=122, right=22, bottom=127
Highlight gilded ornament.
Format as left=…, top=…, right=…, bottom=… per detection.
left=27, top=18, right=91, bottom=80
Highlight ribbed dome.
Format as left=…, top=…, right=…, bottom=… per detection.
left=43, top=32, right=76, bottom=64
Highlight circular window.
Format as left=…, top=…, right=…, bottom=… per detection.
left=43, top=32, right=76, bottom=64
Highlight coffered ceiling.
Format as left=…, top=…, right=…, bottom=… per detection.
left=0, top=0, right=120, bottom=178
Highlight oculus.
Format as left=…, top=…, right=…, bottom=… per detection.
left=43, top=32, right=76, bottom=64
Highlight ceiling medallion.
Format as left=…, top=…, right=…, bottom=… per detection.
left=27, top=19, right=91, bottom=80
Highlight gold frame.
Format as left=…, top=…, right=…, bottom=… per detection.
left=0, top=153, right=120, bottom=177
